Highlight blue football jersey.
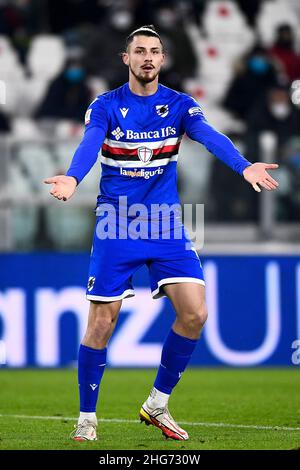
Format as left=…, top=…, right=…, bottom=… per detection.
left=84, top=82, right=205, bottom=210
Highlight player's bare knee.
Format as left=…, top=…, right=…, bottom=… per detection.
left=199, top=304, right=208, bottom=327
left=182, top=304, right=208, bottom=333
left=88, top=301, right=120, bottom=336
left=92, top=315, right=113, bottom=335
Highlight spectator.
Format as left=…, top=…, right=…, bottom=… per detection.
left=245, top=83, right=300, bottom=221
left=246, top=83, right=300, bottom=158
left=35, top=56, right=91, bottom=122
left=210, top=82, right=298, bottom=223
left=268, top=24, right=300, bottom=82
left=153, top=3, right=198, bottom=91
left=279, top=137, right=300, bottom=220
left=208, top=133, right=259, bottom=221
left=223, top=45, right=280, bottom=121
left=83, top=8, right=134, bottom=89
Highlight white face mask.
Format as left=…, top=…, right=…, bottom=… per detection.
left=270, top=103, right=291, bottom=119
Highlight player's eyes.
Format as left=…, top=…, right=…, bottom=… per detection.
left=135, top=50, right=160, bottom=54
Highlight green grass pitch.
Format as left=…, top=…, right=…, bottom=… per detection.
left=0, top=368, right=299, bottom=450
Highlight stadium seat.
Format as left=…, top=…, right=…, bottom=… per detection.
left=17, top=77, right=51, bottom=115
left=0, top=35, right=21, bottom=72
left=9, top=164, right=39, bottom=248
left=27, top=35, right=66, bottom=80
left=12, top=117, right=40, bottom=139
left=198, top=40, right=234, bottom=103
left=15, top=141, right=55, bottom=192
left=202, top=0, right=255, bottom=59
left=53, top=140, right=79, bottom=170
left=186, top=22, right=253, bottom=103
left=9, top=162, right=33, bottom=196
left=53, top=139, right=100, bottom=194
left=178, top=137, right=211, bottom=206
left=45, top=205, right=94, bottom=250
left=284, top=0, right=300, bottom=19
left=256, top=0, right=300, bottom=47
left=0, top=36, right=25, bottom=113
left=12, top=206, right=39, bottom=249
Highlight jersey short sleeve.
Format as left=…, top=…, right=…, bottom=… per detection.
left=84, top=95, right=109, bottom=135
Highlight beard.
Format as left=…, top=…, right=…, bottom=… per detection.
left=129, top=64, right=160, bottom=84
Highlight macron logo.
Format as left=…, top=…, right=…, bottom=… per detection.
left=90, top=384, right=98, bottom=391
left=120, top=107, right=129, bottom=118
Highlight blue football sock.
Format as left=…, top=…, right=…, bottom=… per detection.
left=78, top=344, right=107, bottom=412
left=154, top=329, right=198, bottom=395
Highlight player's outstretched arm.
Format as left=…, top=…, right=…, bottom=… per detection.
left=44, top=175, right=77, bottom=201
left=242, top=163, right=279, bottom=192
left=184, top=110, right=280, bottom=192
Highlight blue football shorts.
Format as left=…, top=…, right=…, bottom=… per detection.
left=86, top=215, right=205, bottom=301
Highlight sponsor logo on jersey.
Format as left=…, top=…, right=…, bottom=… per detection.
left=112, top=126, right=125, bottom=140
left=120, top=167, right=164, bottom=179
left=125, top=126, right=176, bottom=140
left=156, top=104, right=169, bottom=117
left=188, top=106, right=203, bottom=117
left=120, top=107, right=129, bottom=118
left=137, top=146, right=153, bottom=164
left=85, top=108, right=92, bottom=125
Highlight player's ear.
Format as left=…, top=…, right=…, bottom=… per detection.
left=122, top=52, right=129, bottom=66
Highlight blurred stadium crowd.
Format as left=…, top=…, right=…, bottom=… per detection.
left=0, top=0, right=300, bottom=250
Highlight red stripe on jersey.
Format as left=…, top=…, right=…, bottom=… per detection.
left=102, top=142, right=180, bottom=156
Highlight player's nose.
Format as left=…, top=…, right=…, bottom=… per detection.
left=143, top=52, right=153, bottom=61
left=142, top=59, right=154, bottom=67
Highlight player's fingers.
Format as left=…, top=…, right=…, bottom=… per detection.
left=44, top=177, right=57, bottom=184
left=265, top=174, right=279, bottom=187
left=50, top=186, right=62, bottom=195
left=264, top=178, right=278, bottom=190
left=252, top=182, right=261, bottom=192
left=259, top=181, right=272, bottom=191
left=264, top=163, right=279, bottom=170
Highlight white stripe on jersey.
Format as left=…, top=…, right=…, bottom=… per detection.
left=100, top=154, right=179, bottom=168
left=103, top=136, right=182, bottom=150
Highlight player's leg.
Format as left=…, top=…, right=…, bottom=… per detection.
left=71, top=225, right=146, bottom=441
left=164, top=282, right=207, bottom=339
left=153, top=283, right=207, bottom=397
left=141, top=232, right=206, bottom=440
left=71, top=299, right=122, bottom=441
left=82, top=299, right=122, bottom=349
left=140, top=283, right=207, bottom=440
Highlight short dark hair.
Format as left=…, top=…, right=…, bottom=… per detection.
left=125, top=25, right=164, bottom=51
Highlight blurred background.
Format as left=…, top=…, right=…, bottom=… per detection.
left=0, top=0, right=300, bottom=368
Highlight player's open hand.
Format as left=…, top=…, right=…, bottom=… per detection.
left=243, top=163, right=279, bottom=193
left=43, top=175, right=77, bottom=201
